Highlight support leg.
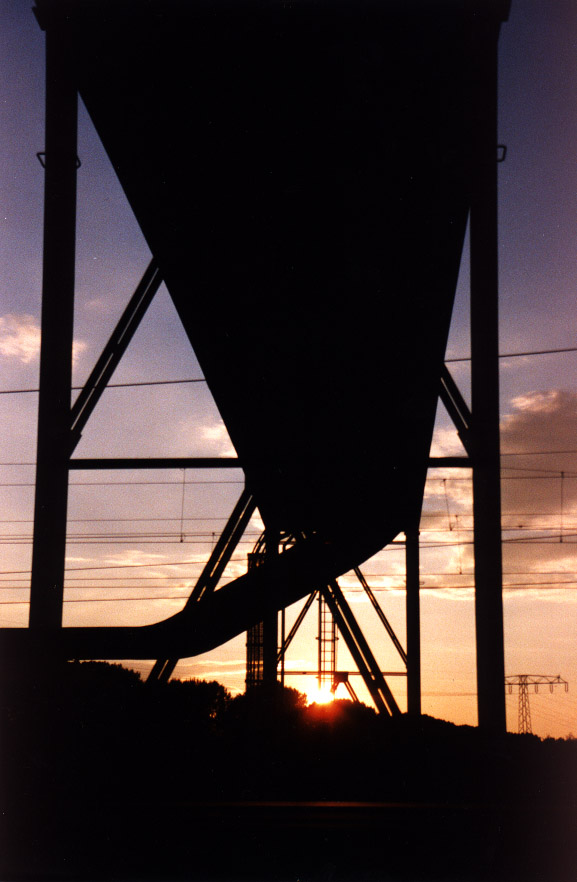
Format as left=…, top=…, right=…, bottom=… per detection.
left=470, top=20, right=506, bottom=734
left=406, top=528, right=421, bottom=716
left=29, top=26, right=77, bottom=631
left=262, top=529, right=279, bottom=686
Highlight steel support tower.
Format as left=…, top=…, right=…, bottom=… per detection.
left=3, top=0, right=512, bottom=736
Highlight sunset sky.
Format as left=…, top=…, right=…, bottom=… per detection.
left=1, top=0, right=577, bottom=738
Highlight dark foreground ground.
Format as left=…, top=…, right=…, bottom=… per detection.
left=1, top=662, right=576, bottom=882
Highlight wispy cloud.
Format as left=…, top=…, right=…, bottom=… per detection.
left=201, top=422, right=236, bottom=456
left=193, top=659, right=246, bottom=668
left=423, top=390, right=577, bottom=604
left=0, top=313, right=87, bottom=364
left=501, top=389, right=577, bottom=517
left=0, top=313, right=40, bottom=363
left=429, top=426, right=466, bottom=457
left=429, top=389, right=577, bottom=519
left=84, top=297, right=111, bottom=315
left=502, top=389, right=577, bottom=444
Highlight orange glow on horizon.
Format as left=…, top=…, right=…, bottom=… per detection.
left=305, top=683, right=335, bottom=706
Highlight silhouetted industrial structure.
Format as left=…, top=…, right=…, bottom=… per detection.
left=506, top=675, right=569, bottom=735
left=244, top=541, right=408, bottom=710
left=0, top=0, right=512, bottom=732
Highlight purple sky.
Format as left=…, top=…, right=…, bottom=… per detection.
left=1, top=0, right=577, bottom=736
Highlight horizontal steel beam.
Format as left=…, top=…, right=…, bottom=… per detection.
left=68, top=456, right=467, bottom=471
left=68, top=457, right=241, bottom=470
left=283, top=670, right=407, bottom=677
left=428, top=457, right=471, bottom=468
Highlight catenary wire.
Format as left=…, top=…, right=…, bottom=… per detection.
left=446, top=345, right=577, bottom=363
left=0, top=378, right=207, bottom=395
left=0, top=343, right=576, bottom=395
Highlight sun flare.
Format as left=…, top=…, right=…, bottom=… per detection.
left=306, top=684, right=335, bottom=706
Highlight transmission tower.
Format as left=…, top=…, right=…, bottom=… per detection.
left=505, top=675, right=568, bottom=734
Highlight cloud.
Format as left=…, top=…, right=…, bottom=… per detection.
left=501, top=390, right=577, bottom=519
left=84, top=297, right=110, bottom=315
left=428, top=389, right=577, bottom=525
left=424, top=471, right=473, bottom=512
left=0, top=313, right=40, bottom=363
left=192, top=659, right=246, bottom=668
left=422, top=390, right=577, bottom=598
left=201, top=422, right=236, bottom=456
left=429, top=426, right=467, bottom=457
left=0, top=313, right=88, bottom=364
left=502, top=390, right=577, bottom=455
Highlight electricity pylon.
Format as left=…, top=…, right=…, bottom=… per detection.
left=505, top=675, right=568, bottom=734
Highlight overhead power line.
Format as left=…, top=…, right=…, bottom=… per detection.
left=2, top=523, right=577, bottom=546
left=1, top=345, right=577, bottom=395
left=4, top=581, right=577, bottom=604
left=0, top=596, right=188, bottom=605
left=2, top=568, right=574, bottom=583
left=0, top=378, right=207, bottom=396
left=446, top=345, right=577, bottom=363
left=0, top=474, right=574, bottom=489
left=500, top=450, right=577, bottom=457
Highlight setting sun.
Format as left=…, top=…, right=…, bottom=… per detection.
left=305, top=684, right=335, bottom=706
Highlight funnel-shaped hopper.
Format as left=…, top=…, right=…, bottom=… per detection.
left=20, top=0, right=508, bottom=659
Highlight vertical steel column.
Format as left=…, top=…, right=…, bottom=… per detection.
left=405, top=528, right=421, bottom=716
left=317, top=592, right=322, bottom=690
left=469, top=18, right=506, bottom=733
left=262, top=529, right=279, bottom=685
left=280, top=608, right=285, bottom=688
left=29, top=24, right=77, bottom=630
